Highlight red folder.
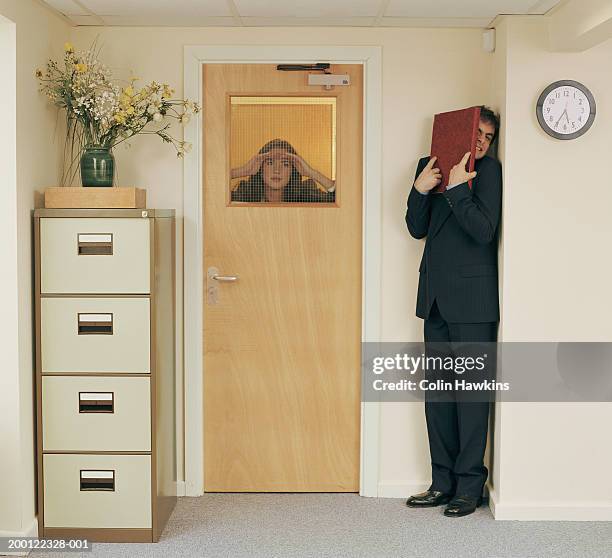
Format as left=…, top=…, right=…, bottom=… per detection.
left=430, top=106, right=481, bottom=193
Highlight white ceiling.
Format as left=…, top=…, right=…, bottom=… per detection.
left=41, top=0, right=563, bottom=27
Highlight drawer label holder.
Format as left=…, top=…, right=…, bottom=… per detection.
left=79, top=470, right=115, bottom=491
left=77, top=233, right=113, bottom=256
left=77, top=313, right=114, bottom=335
left=78, top=392, right=114, bottom=414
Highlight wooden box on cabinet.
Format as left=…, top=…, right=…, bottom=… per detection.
left=34, top=208, right=176, bottom=543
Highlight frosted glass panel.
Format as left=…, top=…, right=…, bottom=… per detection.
left=229, top=96, right=336, bottom=204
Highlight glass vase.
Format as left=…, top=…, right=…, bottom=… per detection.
left=80, top=146, right=115, bottom=187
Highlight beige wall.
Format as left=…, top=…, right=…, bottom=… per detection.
left=493, top=16, right=612, bottom=520
left=0, top=0, right=69, bottom=535
left=71, top=25, right=495, bottom=498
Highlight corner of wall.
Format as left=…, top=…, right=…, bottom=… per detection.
left=0, top=0, right=71, bottom=535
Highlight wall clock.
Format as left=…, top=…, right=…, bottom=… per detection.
left=536, top=80, right=596, bottom=140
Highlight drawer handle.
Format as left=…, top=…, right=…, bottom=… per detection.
left=78, top=233, right=113, bottom=256
left=79, top=392, right=114, bottom=413
left=80, top=470, right=115, bottom=491
left=77, top=313, right=113, bottom=335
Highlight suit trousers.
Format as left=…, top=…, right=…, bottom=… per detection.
left=423, top=299, right=498, bottom=498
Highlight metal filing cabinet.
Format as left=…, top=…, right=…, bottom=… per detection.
left=34, top=209, right=177, bottom=543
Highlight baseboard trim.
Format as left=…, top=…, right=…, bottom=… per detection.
left=377, top=481, right=430, bottom=498
left=377, top=481, right=492, bottom=500
left=176, top=480, right=186, bottom=497
left=0, top=517, right=38, bottom=556
left=185, top=479, right=204, bottom=497
left=0, top=517, right=38, bottom=539
left=488, top=487, right=612, bottom=521
left=378, top=483, right=611, bottom=521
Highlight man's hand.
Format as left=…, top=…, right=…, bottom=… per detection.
left=414, top=156, right=442, bottom=194
left=448, top=152, right=477, bottom=188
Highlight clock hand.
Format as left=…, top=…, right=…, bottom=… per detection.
left=553, top=100, right=570, bottom=127
left=554, top=109, right=566, bottom=127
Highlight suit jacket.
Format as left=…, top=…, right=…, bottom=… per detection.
left=405, top=155, right=502, bottom=323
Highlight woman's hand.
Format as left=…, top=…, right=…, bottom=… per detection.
left=414, top=156, right=442, bottom=193
left=286, top=152, right=335, bottom=191
left=286, top=152, right=311, bottom=177
left=231, top=153, right=267, bottom=179
left=448, top=152, right=477, bottom=188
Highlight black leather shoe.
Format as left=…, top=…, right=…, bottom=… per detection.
left=443, top=494, right=483, bottom=517
left=406, top=490, right=453, bottom=508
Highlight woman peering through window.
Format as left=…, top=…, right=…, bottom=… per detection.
left=230, top=139, right=336, bottom=203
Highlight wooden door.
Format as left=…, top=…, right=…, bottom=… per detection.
left=203, top=64, right=362, bottom=491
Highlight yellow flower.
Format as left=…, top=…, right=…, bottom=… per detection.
left=124, top=85, right=134, bottom=97
left=126, top=106, right=135, bottom=115
left=162, top=84, right=175, bottom=98
left=75, top=63, right=88, bottom=73
left=64, top=42, right=74, bottom=53
left=114, top=113, right=126, bottom=124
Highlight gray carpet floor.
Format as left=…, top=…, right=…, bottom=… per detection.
left=31, top=494, right=612, bottom=558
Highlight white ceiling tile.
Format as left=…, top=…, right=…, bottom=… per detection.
left=42, top=0, right=563, bottom=27
left=240, top=16, right=377, bottom=26
left=64, top=14, right=104, bottom=25
left=99, top=15, right=238, bottom=26
left=378, top=16, right=492, bottom=28
left=79, top=0, right=232, bottom=17
left=43, top=0, right=89, bottom=16
left=234, top=0, right=382, bottom=18
left=385, top=0, right=558, bottom=18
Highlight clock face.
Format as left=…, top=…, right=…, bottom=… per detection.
left=536, top=80, right=596, bottom=140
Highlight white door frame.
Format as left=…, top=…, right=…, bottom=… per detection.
left=183, top=45, right=382, bottom=497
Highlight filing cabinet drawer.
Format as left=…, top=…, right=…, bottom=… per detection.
left=40, top=218, right=150, bottom=294
left=43, top=454, right=151, bottom=528
left=42, top=376, right=151, bottom=451
left=41, top=298, right=150, bottom=373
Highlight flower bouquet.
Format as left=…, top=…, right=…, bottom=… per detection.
left=36, top=42, right=199, bottom=187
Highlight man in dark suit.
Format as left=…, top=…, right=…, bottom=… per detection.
left=405, top=107, right=502, bottom=517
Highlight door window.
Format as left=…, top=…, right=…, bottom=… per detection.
left=229, top=96, right=337, bottom=205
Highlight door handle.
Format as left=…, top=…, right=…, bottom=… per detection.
left=207, top=267, right=238, bottom=305
left=212, top=274, right=239, bottom=282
